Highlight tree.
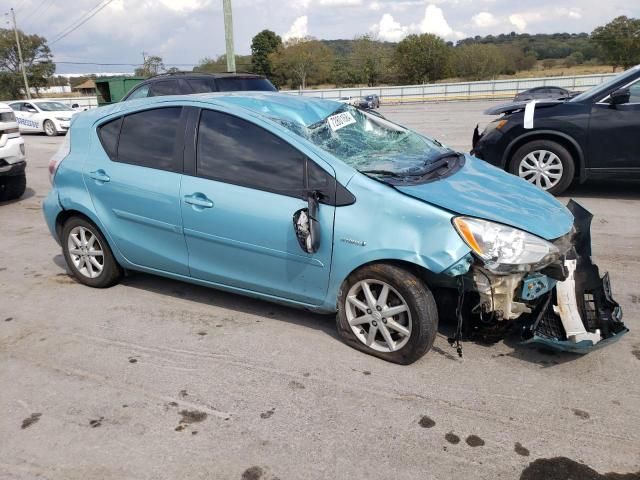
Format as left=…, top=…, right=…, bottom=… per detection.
left=251, top=30, right=281, bottom=78
left=271, top=38, right=333, bottom=89
left=592, top=16, right=640, bottom=71
left=330, top=56, right=360, bottom=87
left=351, top=34, right=384, bottom=86
left=0, top=28, right=54, bottom=99
left=452, top=44, right=505, bottom=80
left=134, top=55, right=165, bottom=77
left=392, top=34, right=451, bottom=84
left=193, top=54, right=252, bottom=73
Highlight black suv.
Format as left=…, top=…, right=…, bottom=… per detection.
left=472, top=65, right=640, bottom=195
left=122, top=72, right=277, bottom=101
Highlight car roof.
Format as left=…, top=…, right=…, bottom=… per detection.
left=145, top=71, right=267, bottom=80
left=78, top=92, right=344, bottom=128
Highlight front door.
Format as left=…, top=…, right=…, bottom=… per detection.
left=180, top=109, right=336, bottom=305
left=587, top=79, right=640, bottom=174
left=84, top=106, right=190, bottom=275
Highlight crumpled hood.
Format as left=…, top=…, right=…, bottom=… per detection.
left=484, top=99, right=565, bottom=115
left=396, top=155, right=574, bottom=240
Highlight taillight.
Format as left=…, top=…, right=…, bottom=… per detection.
left=49, top=131, right=71, bottom=184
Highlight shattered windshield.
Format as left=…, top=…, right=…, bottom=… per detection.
left=271, top=105, right=452, bottom=176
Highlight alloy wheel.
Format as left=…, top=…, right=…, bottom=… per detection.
left=345, top=279, right=412, bottom=353
left=518, top=149, right=564, bottom=190
left=44, top=121, right=55, bottom=136
left=67, top=226, right=104, bottom=279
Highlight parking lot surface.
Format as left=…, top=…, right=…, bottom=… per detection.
left=1, top=101, right=639, bottom=480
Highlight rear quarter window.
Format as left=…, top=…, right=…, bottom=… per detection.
left=215, top=77, right=277, bottom=92
left=97, top=116, right=123, bottom=160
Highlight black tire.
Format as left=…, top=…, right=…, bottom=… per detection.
left=61, top=216, right=122, bottom=288
left=336, top=263, right=438, bottom=365
left=509, top=140, right=575, bottom=196
left=43, top=119, right=58, bottom=137
left=0, top=173, right=26, bottom=201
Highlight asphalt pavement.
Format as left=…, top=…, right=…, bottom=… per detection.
left=1, top=101, right=639, bottom=480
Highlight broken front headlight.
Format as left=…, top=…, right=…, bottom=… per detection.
left=453, top=217, right=559, bottom=273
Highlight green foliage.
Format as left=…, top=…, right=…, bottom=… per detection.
left=458, top=32, right=598, bottom=62
left=592, top=16, right=640, bottom=69
left=0, top=28, right=54, bottom=99
left=330, top=56, right=360, bottom=87
left=392, top=34, right=451, bottom=84
left=193, top=54, right=252, bottom=73
left=134, top=55, right=164, bottom=77
left=271, top=38, right=334, bottom=89
left=251, top=30, right=282, bottom=78
left=350, top=35, right=386, bottom=86
left=452, top=44, right=504, bottom=80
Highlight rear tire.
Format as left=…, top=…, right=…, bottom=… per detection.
left=336, top=263, right=438, bottom=365
left=43, top=120, right=58, bottom=137
left=0, top=173, right=26, bottom=201
left=61, top=217, right=122, bottom=288
left=509, top=140, right=575, bottom=196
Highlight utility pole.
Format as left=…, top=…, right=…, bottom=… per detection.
left=222, top=0, right=236, bottom=72
left=10, top=8, right=31, bottom=99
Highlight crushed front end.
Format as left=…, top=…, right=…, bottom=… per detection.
left=450, top=200, right=628, bottom=353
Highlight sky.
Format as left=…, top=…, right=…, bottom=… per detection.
left=3, top=0, right=640, bottom=75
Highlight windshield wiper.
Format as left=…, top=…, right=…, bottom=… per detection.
left=359, top=169, right=424, bottom=178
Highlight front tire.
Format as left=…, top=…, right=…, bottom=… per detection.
left=0, top=173, right=26, bottom=201
left=43, top=120, right=58, bottom=137
left=509, top=140, right=575, bottom=195
left=61, top=217, right=122, bottom=288
left=336, top=263, right=438, bottom=364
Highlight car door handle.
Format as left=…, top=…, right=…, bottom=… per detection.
left=184, top=193, right=214, bottom=208
left=88, top=170, right=110, bottom=183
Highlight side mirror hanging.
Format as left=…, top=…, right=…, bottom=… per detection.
left=293, top=191, right=321, bottom=254
left=609, top=88, right=630, bottom=106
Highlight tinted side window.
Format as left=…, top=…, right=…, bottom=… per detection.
left=117, top=107, right=183, bottom=172
left=127, top=85, right=150, bottom=100
left=628, top=81, right=640, bottom=103
left=97, top=116, right=122, bottom=160
left=149, top=80, right=181, bottom=96
left=215, top=77, right=277, bottom=92
left=187, top=78, right=217, bottom=93
left=196, top=110, right=304, bottom=194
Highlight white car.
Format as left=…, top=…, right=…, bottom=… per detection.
left=0, top=102, right=27, bottom=201
left=9, top=100, right=76, bottom=136
left=337, top=96, right=360, bottom=106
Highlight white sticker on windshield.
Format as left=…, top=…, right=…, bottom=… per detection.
left=327, top=111, right=356, bottom=131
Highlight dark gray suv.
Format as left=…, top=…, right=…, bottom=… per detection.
left=122, top=72, right=277, bottom=101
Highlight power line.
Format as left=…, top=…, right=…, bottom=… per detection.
left=19, top=0, right=51, bottom=24
left=49, top=0, right=116, bottom=45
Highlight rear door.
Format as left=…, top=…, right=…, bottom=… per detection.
left=149, top=79, right=186, bottom=97
left=12, top=102, right=40, bottom=132
left=587, top=78, right=640, bottom=173
left=180, top=108, right=336, bottom=305
left=84, top=106, right=190, bottom=274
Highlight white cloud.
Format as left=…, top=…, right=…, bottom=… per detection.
left=155, top=0, right=209, bottom=12
left=319, top=0, right=362, bottom=5
left=509, top=12, right=543, bottom=32
left=418, top=5, right=465, bottom=39
left=369, top=1, right=382, bottom=11
left=370, top=13, right=410, bottom=41
left=472, top=12, right=498, bottom=28
left=283, top=16, right=309, bottom=40
left=555, top=7, right=582, bottom=19
left=509, top=14, right=527, bottom=31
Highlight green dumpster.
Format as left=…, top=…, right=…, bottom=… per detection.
left=95, top=76, right=146, bottom=105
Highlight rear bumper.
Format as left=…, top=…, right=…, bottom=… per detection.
left=0, top=159, right=26, bottom=177
left=43, top=189, right=64, bottom=245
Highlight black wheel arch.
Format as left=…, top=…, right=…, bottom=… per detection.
left=502, top=130, right=586, bottom=183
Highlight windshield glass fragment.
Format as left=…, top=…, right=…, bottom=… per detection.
left=271, top=105, right=451, bottom=176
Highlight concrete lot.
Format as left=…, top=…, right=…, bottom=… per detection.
left=1, top=101, right=639, bottom=480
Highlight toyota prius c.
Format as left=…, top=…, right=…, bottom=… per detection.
left=43, top=92, right=628, bottom=364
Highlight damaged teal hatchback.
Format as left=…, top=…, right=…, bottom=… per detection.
left=42, top=92, right=628, bottom=364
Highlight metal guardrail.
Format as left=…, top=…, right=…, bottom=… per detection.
left=283, top=73, right=617, bottom=104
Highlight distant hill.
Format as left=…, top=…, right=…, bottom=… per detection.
left=320, top=39, right=397, bottom=57
left=457, top=32, right=600, bottom=61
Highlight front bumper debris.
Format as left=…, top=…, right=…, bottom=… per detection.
left=519, top=200, right=628, bottom=353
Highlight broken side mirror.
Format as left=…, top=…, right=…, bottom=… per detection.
left=609, top=88, right=630, bottom=106
left=293, top=191, right=320, bottom=254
